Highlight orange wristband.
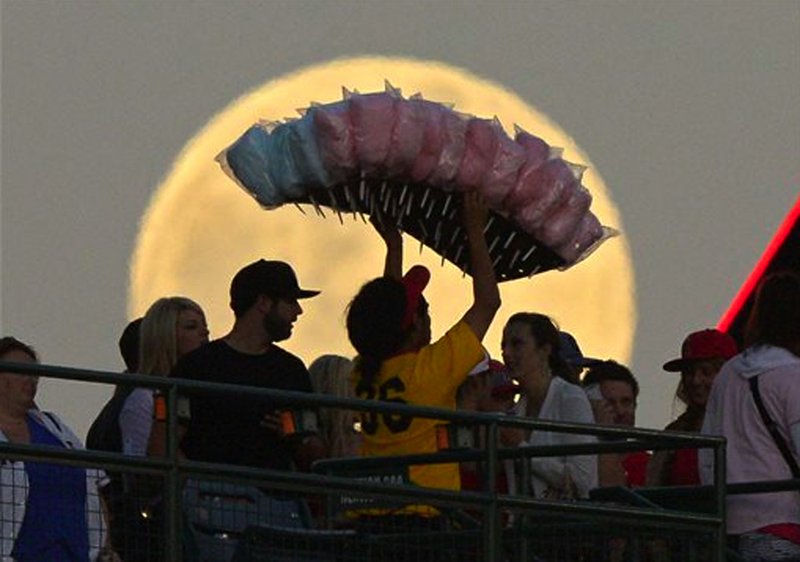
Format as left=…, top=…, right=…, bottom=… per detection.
left=154, top=394, right=167, bottom=422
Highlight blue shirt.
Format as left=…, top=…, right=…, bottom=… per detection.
left=11, top=414, right=90, bottom=562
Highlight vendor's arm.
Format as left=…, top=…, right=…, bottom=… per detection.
left=459, top=192, right=501, bottom=341
left=371, top=215, right=403, bottom=280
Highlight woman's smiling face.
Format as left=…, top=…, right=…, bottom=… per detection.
left=680, top=358, right=724, bottom=409
left=501, top=321, right=551, bottom=381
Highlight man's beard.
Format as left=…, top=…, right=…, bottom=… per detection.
left=263, top=305, right=292, bottom=342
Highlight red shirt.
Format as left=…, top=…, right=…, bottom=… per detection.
left=622, top=451, right=650, bottom=487
left=669, top=448, right=700, bottom=486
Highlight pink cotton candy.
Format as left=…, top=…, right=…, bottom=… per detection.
left=481, top=131, right=526, bottom=208
left=455, top=118, right=500, bottom=192
left=427, top=104, right=468, bottom=187
left=503, top=131, right=551, bottom=211
left=510, top=159, right=578, bottom=233
left=534, top=186, right=592, bottom=249
left=554, top=213, right=605, bottom=264
left=385, top=99, right=427, bottom=177
left=410, top=102, right=446, bottom=183
left=312, top=101, right=356, bottom=180
left=515, top=129, right=550, bottom=159
left=350, top=92, right=398, bottom=172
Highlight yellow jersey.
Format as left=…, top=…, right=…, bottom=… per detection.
left=354, top=319, right=484, bottom=492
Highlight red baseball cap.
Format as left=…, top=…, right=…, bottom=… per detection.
left=468, top=356, right=504, bottom=377
left=488, top=366, right=519, bottom=399
left=400, top=265, right=431, bottom=329
left=662, top=329, right=738, bottom=372
left=466, top=357, right=518, bottom=397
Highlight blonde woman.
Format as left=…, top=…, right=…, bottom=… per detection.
left=308, top=354, right=361, bottom=458
left=121, top=297, right=209, bottom=457
left=108, top=298, right=208, bottom=562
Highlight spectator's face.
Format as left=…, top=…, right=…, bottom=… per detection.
left=501, top=322, right=551, bottom=381
left=681, top=358, right=723, bottom=408
left=175, top=308, right=209, bottom=357
left=599, top=380, right=636, bottom=427
left=263, top=297, right=302, bottom=342
left=0, top=350, right=38, bottom=410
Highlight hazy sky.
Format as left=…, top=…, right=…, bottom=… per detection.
left=2, top=1, right=799, bottom=438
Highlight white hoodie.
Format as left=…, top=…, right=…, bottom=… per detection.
left=700, top=345, right=800, bottom=534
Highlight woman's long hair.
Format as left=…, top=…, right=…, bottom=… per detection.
left=744, top=271, right=800, bottom=356
left=139, top=297, right=204, bottom=376
left=506, top=312, right=575, bottom=383
left=308, top=354, right=360, bottom=457
left=346, top=277, right=409, bottom=387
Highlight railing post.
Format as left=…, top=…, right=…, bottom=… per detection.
left=519, top=446, right=531, bottom=562
left=484, top=421, right=499, bottom=562
left=165, top=383, right=182, bottom=562
left=714, top=438, right=727, bottom=562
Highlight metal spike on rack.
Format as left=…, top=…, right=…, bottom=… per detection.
left=293, top=174, right=564, bottom=281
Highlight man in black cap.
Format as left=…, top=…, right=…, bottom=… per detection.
left=173, top=259, right=324, bottom=471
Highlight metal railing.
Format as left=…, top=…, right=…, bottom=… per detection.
left=0, top=359, right=746, bottom=562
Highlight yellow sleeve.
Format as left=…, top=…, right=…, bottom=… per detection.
left=409, top=320, right=485, bottom=406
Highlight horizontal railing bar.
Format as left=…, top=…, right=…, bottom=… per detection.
left=727, top=478, right=800, bottom=495
left=0, top=441, right=732, bottom=533
left=0, top=440, right=725, bottom=531
left=497, top=494, right=722, bottom=529
left=0, top=360, right=724, bottom=445
left=313, top=438, right=718, bottom=473
left=0, top=440, right=173, bottom=472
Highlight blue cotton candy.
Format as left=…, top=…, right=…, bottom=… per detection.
left=224, top=125, right=283, bottom=207
left=287, top=115, right=334, bottom=188
left=264, top=124, right=311, bottom=200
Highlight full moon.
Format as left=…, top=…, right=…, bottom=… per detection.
left=130, top=57, right=635, bottom=366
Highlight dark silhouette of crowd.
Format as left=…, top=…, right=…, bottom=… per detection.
left=1, top=191, right=798, bottom=562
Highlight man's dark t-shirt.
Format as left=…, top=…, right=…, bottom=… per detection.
left=173, top=339, right=312, bottom=470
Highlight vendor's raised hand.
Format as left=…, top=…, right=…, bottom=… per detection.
left=369, top=213, right=402, bottom=249
left=461, top=191, right=489, bottom=234
left=371, top=213, right=403, bottom=279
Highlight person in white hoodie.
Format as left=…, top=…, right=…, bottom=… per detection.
left=700, top=271, right=800, bottom=561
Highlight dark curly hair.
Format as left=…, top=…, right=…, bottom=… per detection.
left=346, top=277, right=410, bottom=386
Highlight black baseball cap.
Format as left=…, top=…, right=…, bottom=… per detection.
left=230, top=260, right=320, bottom=314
